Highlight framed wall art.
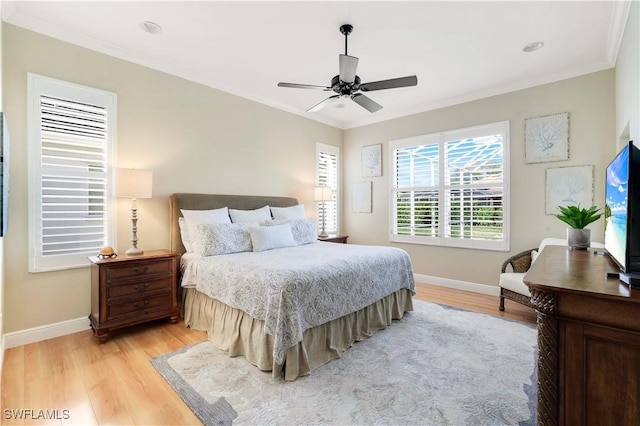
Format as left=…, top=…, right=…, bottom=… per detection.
left=352, top=181, right=372, bottom=213
left=361, top=144, right=382, bottom=177
left=525, top=112, right=569, bottom=164
left=545, top=165, right=593, bottom=215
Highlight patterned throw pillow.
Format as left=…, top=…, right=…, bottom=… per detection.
left=195, top=222, right=252, bottom=256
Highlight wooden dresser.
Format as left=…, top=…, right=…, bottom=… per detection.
left=88, top=249, right=180, bottom=343
left=524, top=245, right=640, bottom=425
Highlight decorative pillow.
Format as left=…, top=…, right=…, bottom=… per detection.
left=178, top=217, right=193, bottom=252
left=181, top=207, right=232, bottom=253
left=229, top=205, right=271, bottom=223
left=270, top=204, right=305, bottom=220
left=249, top=224, right=296, bottom=252
left=263, top=218, right=317, bottom=246
left=195, top=222, right=252, bottom=256
left=531, top=250, right=539, bottom=265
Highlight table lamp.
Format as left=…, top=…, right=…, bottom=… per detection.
left=116, top=168, right=153, bottom=255
left=314, top=185, right=333, bottom=238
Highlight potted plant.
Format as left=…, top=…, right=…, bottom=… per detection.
left=555, top=204, right=603, bottom=250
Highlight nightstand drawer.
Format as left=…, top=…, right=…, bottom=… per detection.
left=107, top=293, right=173, bottom=321
left=107, top=277, right=173, bottom=300
left=106, top=259, right=173, bottom=281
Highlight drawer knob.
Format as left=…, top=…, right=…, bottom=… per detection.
left=133, top=266, right=148, bottom=274
left=133, top=300, right=150, bottom=308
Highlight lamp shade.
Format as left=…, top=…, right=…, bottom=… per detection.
left=116, top=168, right=153, bottom=198
left=314, top=185, right=332, bottom=202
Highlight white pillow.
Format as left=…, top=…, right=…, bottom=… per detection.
left=249, top=224, right=296, bottom=252
left=178, top=217, right=193, bottom=252
left=270, top=204, right=305, bottom=220
left=229, top=205, right=271, bottom=223
left=531, top=250, right=539, bottom=265
left=181, top=207, right=232, bottom=253
left=195, top=222, right=252, bottom=256
left=263, top=218, right=317, bottom=245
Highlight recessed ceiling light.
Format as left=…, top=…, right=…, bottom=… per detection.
left=522, top=41, right=544, bottom=52
left=140, top=21, right=163, bottom=35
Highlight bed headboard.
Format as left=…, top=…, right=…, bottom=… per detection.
left=169, top=193, right=299, bottom=254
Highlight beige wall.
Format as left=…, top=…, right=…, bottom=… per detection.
left=615, top=0, right=639, bottom=148
left=343, top=70, right=616, bottom=286
left=2, top=24, right=342, bottom=333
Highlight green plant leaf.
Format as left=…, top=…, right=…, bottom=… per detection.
left=555, top=204, right=602, bottom=229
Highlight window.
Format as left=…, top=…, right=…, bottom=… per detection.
left=28, top=74, right=117, bottom=272
left=390, top=121, right=509, bottom=251
left=316, top=143, right=339, bottom=234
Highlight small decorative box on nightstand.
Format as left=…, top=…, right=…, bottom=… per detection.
left=318, top=234, right=349, bottom=244
left=88, top=249, right=180, bottom=343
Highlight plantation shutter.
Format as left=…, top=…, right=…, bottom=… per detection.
left=392, top=138, right=440, bottom=239
left=28, top=74, right=116, bottom=272
left=317, top=144, right=339, bottom=234
left=390, top=122, right=509, bottom=251
left=443, top=132, right=505, bottom=243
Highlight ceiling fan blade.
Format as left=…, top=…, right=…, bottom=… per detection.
left=307, top=95, right=340, bottom=113
left=339, top=54, right=359, bottom=84
left=278, top=82, right=331, bottom=91
left=351, top=93, right=383, bottom=113
left=360, top=75, right=418, bottom=92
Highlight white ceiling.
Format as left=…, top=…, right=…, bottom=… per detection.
left=2, top=1, right=631, bottom=129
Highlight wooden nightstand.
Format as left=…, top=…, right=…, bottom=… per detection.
left=88, top=249, right=180, bottom=343
left=318, top=234, right=349, bottom=244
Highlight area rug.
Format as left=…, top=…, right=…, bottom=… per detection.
left=151, top=299, right=538, bottom=425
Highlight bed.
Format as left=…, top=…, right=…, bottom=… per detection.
left=170, top=193, right=415, bottom=381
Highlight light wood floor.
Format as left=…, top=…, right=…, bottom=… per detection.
left=1, top=283, right=536, bottom=425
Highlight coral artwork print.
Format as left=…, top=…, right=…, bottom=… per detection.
left=525, top=112, right=569, bottom=163
left=545, top=165, right=593, bottom=215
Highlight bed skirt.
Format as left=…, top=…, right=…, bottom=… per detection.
left=183, top=287, right=414, bottom=381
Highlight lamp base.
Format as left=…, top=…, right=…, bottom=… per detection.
left=125, top=246, right=144, bottom=256
left=318, top=231, right=329, bottom=238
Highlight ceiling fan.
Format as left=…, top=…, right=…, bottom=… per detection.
left=277, top=24, right=418, bottom=113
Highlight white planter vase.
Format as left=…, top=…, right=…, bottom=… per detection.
left=567, top=228, right=591, bottom=250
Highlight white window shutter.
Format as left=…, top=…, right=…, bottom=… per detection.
left=390, top=122, right=509, bottom=251
left=316, top=143, right=339, bottom=235
left=28, top=74, right=117, bottom=272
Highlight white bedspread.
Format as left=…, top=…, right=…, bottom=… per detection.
left=181, top=242, right=415, bottom=363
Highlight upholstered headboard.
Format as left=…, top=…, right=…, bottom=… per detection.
left=169, top=193, right=299, bottom=254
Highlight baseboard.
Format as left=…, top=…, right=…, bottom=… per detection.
left=4, top=317, right=90, bottom=349
left=414, top=273, right=500, bottom=297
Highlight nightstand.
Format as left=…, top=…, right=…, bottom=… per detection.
left=318, top=234, right=349, bottom=244
left=88, top=249, right=180, bottom=343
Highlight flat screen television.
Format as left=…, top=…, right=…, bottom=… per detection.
left=604, top=141, right=640, bottom=286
